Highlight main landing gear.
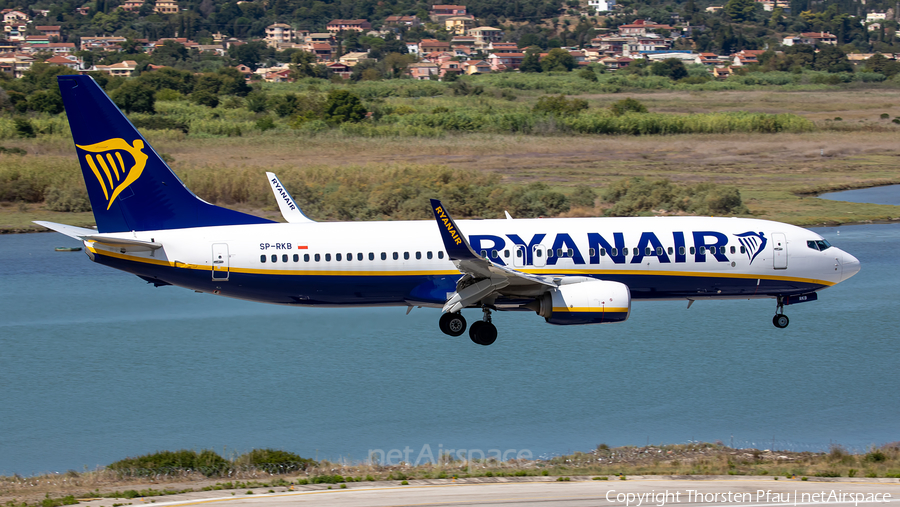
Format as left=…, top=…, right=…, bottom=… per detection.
left=773, top=296, right=790, bottom=329
left=438, top=306, right=497, bottom=346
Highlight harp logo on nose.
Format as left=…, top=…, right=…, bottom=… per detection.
left=76, top=138, right=149, bottom=210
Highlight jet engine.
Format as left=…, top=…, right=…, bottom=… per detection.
left=524, top=280, right=631, bottom=325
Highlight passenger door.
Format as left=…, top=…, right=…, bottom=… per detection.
left=212, top=243, right=230, bottom=281
left=772, top=233, right=787, bottom=269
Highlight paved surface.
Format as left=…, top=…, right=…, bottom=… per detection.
left=88, top=477, right=898, bottom=507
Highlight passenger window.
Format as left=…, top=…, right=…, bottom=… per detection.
left=368, top=252, right=374, bottom=260
left=304, top=254, right=310, bottom=262
left=667, top=247, right=673, bottom=255
left=633, top=247, right=639, bottom=256
left=438, top=251, right=444, bottom=259
left=504, top=250, right=510, bottom=258
left=610, top=248, right=617, bottom=256
left=325, top=253, right=331, bottom=261
left=260, top=255, right=266, bottom=263
left=347, top=253, right=352, bottom=261
left=427, top=251, right=433, bottom=259
left=589, top=248, right=596, bottom=256
left=679, top=246, right=685, bottom=255
left=708, top=247, right=715, bottom=255
left=282, top=254, right=288, bottom=263
left=536, top=249, right=542, bottom=258
left=690, top=247, right=695, bottom=255
left=516, top=249, right=523, bottom=258
left=557, top=248, right=563, bottom=257
left=293, top=254, right=299, bottom=262
left=730, top=246, right=736, bottom=254
left=599, top=248, right=605, bottom=256
left=416, top=251, right=421, bottom=260
left=567, top=248, right=573, bottom=257
left=393, top=252, right=399, bottom=260
left=491, top=250, right=498, bottom=259
left=656, top=247, right=663, bottom=255
left=481, top=250, right=488, bottom=258
left=740, top=246, right=746, bottom=254
left=381, top=252, right=386, bottom=260
left=315, top=253, right=321, bottom=262
left=645, top=247, right=652, bottom=256
left=357, top=253, right=363, bottom=261
left=271, top=254, right=277, bottom=263
left=336, top=253, right=342, bottom=261
left=699, top=247, right=706, bottom=255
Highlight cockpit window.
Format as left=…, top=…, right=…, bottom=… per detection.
left=807, top=239, right=832, bottom=251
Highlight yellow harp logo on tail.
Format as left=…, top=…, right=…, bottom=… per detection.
left=76, top=138, right=149, bottom=210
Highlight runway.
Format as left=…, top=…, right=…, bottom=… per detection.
left=80, top=477, right=898, bottom=507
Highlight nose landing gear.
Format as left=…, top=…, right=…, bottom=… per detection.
left=773, top=296, right=790, bottom=328
left=468, top=305, right=497, bottom=346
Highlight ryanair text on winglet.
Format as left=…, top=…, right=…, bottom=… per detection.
left=271, top=177, right=296, bottom=211
left=435, top=206, right=462, bottom=245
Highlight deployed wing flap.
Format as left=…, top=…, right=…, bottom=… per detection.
left=266, top=172, right=315, bottom=223
left=83, top=235, right=162, bottom=250
left=429, top=199, right=556, bottom=312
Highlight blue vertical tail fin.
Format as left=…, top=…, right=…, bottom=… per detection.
left=58, top=75, right=273, bottom=233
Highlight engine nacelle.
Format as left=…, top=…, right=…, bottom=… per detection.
left=524, top=280, right=631, bottom=325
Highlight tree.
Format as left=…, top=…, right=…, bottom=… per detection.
left=520, top=48, right=543, bottom=73
left=228, top=40, right=267, bottom=70
left=323, top=90, right=367, bottom=123
left=27, top=90, right=64, bottom=114
left=724, top=0, right=759, bottom=23
left=541, top=48, right=577, bottom=72
left=110, top=80, right=156, bottom=113
left=650, top=58, right=689, bottom=80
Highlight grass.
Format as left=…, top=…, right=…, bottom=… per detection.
left=3, top=88, right=900, bottom=232
left=2, top=443, right=898, bottom=507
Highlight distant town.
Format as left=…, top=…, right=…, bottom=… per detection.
left=0, top=0, right=896, bottom=82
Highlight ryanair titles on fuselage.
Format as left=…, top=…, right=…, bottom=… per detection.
left=469, top=230, right=767, bottom=266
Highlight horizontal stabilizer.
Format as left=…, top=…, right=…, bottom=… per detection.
left=33, top=221, right=96, bottom=240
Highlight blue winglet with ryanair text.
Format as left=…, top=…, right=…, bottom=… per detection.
left=58, top=75, right=274, bottom=234
left=430, top=199, right=482, bottom=261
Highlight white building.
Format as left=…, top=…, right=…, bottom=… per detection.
left=588, top=0, right=616, bottom=12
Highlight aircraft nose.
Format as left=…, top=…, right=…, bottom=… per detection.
left=840, top=250, right=861, bottom=281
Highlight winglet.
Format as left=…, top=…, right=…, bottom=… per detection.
left=429, top=199, right=481, bottom=261
left=266, top=172, right=315, bottom=223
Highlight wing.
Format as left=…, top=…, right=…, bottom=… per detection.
left=429, top=199, right=556, bottom=313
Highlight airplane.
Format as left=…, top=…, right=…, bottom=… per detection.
left=37, top=75, right=861, bottom=346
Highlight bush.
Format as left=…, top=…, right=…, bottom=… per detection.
left=578, top=68, right=598, bottom=82
left=533, top=94, right=588, bottom=116
left=130, top=116, right=189, bottom=134
left=609, top=98, right=648, bottom=116
left=14, top=118, right=35, bottom=138
left=192, top=90, right=220, bottom=108
left=43, top=186, right=91, bottom=212
left=256, top=116, right=276, bottom=131
left=110, top=81, right=156, bottom=114
left=602, top=177, right=749, bottom=216
left=108, top=450, right=231, bottom=477
left=323, top=89, right=367, bottom=123
left=234, top=449, right=316, bottom=473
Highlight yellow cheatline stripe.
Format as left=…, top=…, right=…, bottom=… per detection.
left=84, top=155, right=109, bottom=200
left=86, top=247, right=833, bottom=286
left=520, top=268, right=834, bottom=287
left=552, top=307, right=629, bottom=313
left=86, top=246, right=460, bottom=276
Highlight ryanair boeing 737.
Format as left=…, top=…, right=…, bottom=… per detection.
left=38, top=75, right=861, bottom=345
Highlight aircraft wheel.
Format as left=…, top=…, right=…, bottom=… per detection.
left=469, top=321, right=498, bottom=346
left=439, top=312, right=466, bottom=337
left=773, top=314, right=789, bottom=329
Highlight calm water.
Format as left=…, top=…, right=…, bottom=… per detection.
left=1, top=220, right=898, bottom=476
left=820, top=184, right=900, bottom=206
